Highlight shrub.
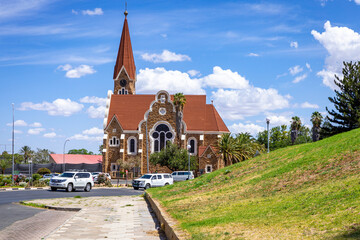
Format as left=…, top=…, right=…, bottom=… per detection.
left=37, top=168, right=51, bottom=175
left=32, top=173, right=41, bottom=181
left=39, top=178, right=50, bottom=185
left=19, top=182, right=27, bottom=187
left=16, top=175, right=26, bottom=183
left=105, top=179, right=113, bottom=187
left=32, top=180, right=47, bottom=187
left=97, top=173, right=107, bottom=184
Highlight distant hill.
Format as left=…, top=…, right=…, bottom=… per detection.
left=149, top=128, right=360, bottom=239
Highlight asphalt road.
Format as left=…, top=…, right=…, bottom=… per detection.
left=0, top=188, right=144, bottom=230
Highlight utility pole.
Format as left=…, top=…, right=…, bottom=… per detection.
left=266, top=118, right=270, bottom=153
left=11, top=103, right=15, bottom=185
left=63, top=139, right=70, bottom=173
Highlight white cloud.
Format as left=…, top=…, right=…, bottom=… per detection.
left=14, top=130, right=23, bottom=134
left=0, top=0, right=49, bottom=20
left=141, top=50, right=191, bottom=63
left=187, top=70, right=201, bottom=77
left=306, top=63, right=312, bottom=72
left=289, top=65, right=303, bottom=75
left=70, top=134, right=102, bottom=141
left=212, top=88, right=290, bottom=120
left=86, top=106, right=106, bottom=118
left=43, top=132, right=56, bottom=138
left=71, top=9, right=78, bottom=15
left=290, top=41, right=298, bottom=48
left=6, top=120, right=27, bottom=127
left=247, top=53, right=260, bottom=57
left=229, top=123, right=265, bottom=136
left=80, top=96, right=106, bottom=105
left=265, top=113, right=292, bottom=126
left=301, top=102, right=319, bottom=109
left=58, top=64, right=96, bottom=78
left=160, top=33, right=167, bottom=38
left=293, top=74, right=307, bottom=83
left=80, top=96, right=107, bottom=119
left=202, top=66, right=250, bottom=89
left=137, top=67, right=205, bottom=94
left=82, top=127, right=103, bottom=135
left=19, top=98, right=84, bottom=116
left=28, top=128, right=45, bottom=135
left=312, top=21, right=360, bottom=90
left=30, top=122, right=42, bottom=127
left=82, top=8, right=103, bottom=16
left=353, top=0, right=360, bottom=5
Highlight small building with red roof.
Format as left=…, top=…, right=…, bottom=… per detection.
left=50, top=154, right=102, bottom=164
left=102, top=10, right=229, bottom=177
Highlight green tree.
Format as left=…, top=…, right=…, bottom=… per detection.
left=311, top=111, right=323, bottom=142
left=99, top=145, right=103, bottom=154
left=19, top=146, right=34, bottom=164
left=234, top=133, right=265, bottom=162
left=33, top=148, right=54, bottom=163
left=217, top=133, right=239, bottom=166
left=68, top=148, right=94, bottom=155
left=173, top=93, right=186, bottom=147
left=0, top=158, right=11, bottom=174
left=290, top=116, right=302, bottom=144
left=326, top=61, right=360, bottom=134
left=150, top=142, right=197, bottom=172
left=256, top=125, right=290, bottom=151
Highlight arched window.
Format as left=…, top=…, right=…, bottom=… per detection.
left=127, top=137, right=137, bottom=155
left=109, top=136, right=120, bottom=147
left=187, top=137, right=197, bottom=155
left=151, top=123, right=174, bottom=152
left=118, top=87, right=128, bottom=95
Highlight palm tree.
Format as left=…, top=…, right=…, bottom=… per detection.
left=290, top=116, right=302, bottom=144
left=0, top=159, right=10, bottom=174
left=311, top=111, right=323, bottom=142
left=217, top=133, right=239, bottom=166
left=173, top=93, right=186, bottom=147
left=19, top=146, right=33, bottom=164
left=235, top=133, right=265, bottom=162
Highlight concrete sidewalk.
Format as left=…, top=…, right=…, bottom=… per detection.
left=25, top=195, right=166, bottom=240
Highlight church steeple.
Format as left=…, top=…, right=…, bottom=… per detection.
left=113, top=10, right=136, bottom=95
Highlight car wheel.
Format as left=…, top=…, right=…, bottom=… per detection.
left=133, top=187, right=139, bottom=190
left=51, top=187, right=57, bottom=191
left=144, top=184, right=150, bottom=190
left=164, top=183, right=169, bottom=186
left=66, top=183, right=73, bottom=192
left=84, top=183, right=91, bottom=192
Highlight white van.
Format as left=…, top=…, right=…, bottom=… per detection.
left=132, top=173, right=173, bottom=190
left=171, top=171, right=194, bottom=182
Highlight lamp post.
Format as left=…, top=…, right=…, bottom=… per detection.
left=146, top=117, right=149, bottom=173
left=266, top=118, right=270, bottom=153
left=29, top=160, right=32, bottom=186
left=11, top=103, right=15, bottom=185
left=187, top=144, right=191, bottom=180
left=63, top=139, right=70, bottom=173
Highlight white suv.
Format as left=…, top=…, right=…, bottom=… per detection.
left=132, top=173, right=173, bottom=190
left=50, top=172, right=94, bottom=192
left=171, top=171, right=194, bottom=182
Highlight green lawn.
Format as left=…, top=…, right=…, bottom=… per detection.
left=148, top=128, right=360, bottom=239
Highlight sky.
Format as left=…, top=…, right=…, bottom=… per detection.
left=1, top=0, right=360, bottom=154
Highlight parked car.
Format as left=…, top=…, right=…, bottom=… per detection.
left=132, top=173, right=173, bottom=190
left=171, top=171, right=194, bottom=182
left=50, top=171, right=94, bottom=192
left=42, top=173, right=59, bottom=179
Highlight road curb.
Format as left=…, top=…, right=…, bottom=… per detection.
left=145, top=192, right=189, bottom=240
left=0, top=187, right=49, bottom=191
left=19, top=201, right=82, bottom=212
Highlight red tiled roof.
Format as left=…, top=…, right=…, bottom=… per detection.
left=106, top=94, right=229, bottom=132
left=113, top=16, right=136, bottom=80
left=50, top=154, right=102, bottom=164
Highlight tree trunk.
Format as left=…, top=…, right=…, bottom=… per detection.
left=175, top=109, right=183, bottom=147
left=312, top=127, right=320, bottom=142
left=291, top=130, right=298, bottom=144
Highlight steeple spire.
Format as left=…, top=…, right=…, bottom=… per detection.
left=113, top=9, right=136, bottom=80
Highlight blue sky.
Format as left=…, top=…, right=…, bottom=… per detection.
left=1, top=0, right=360, bottom=154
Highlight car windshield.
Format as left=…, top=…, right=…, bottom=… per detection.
left=92, top=172, right=100, bottom=175
left=59, top=173, right=75, bottom=178
left=140, top=174, right=152, bottom=179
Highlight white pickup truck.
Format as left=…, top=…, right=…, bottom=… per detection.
left=132, top=173, right=173, bottom=190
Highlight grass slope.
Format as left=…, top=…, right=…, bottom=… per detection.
left=148, top=128, right=360, bottom=240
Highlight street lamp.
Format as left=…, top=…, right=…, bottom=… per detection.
left=187, top=144, right=191, bottom=180
left=29, top=160, right=32, bottom=186
left=63, top=139, right=70, bottom=173
left=266, top=118, right=270, bottom=153
left=11, top=103, right=15, bottom=185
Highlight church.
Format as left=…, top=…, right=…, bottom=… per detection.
left=102, top=11, right=229, bottom=177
